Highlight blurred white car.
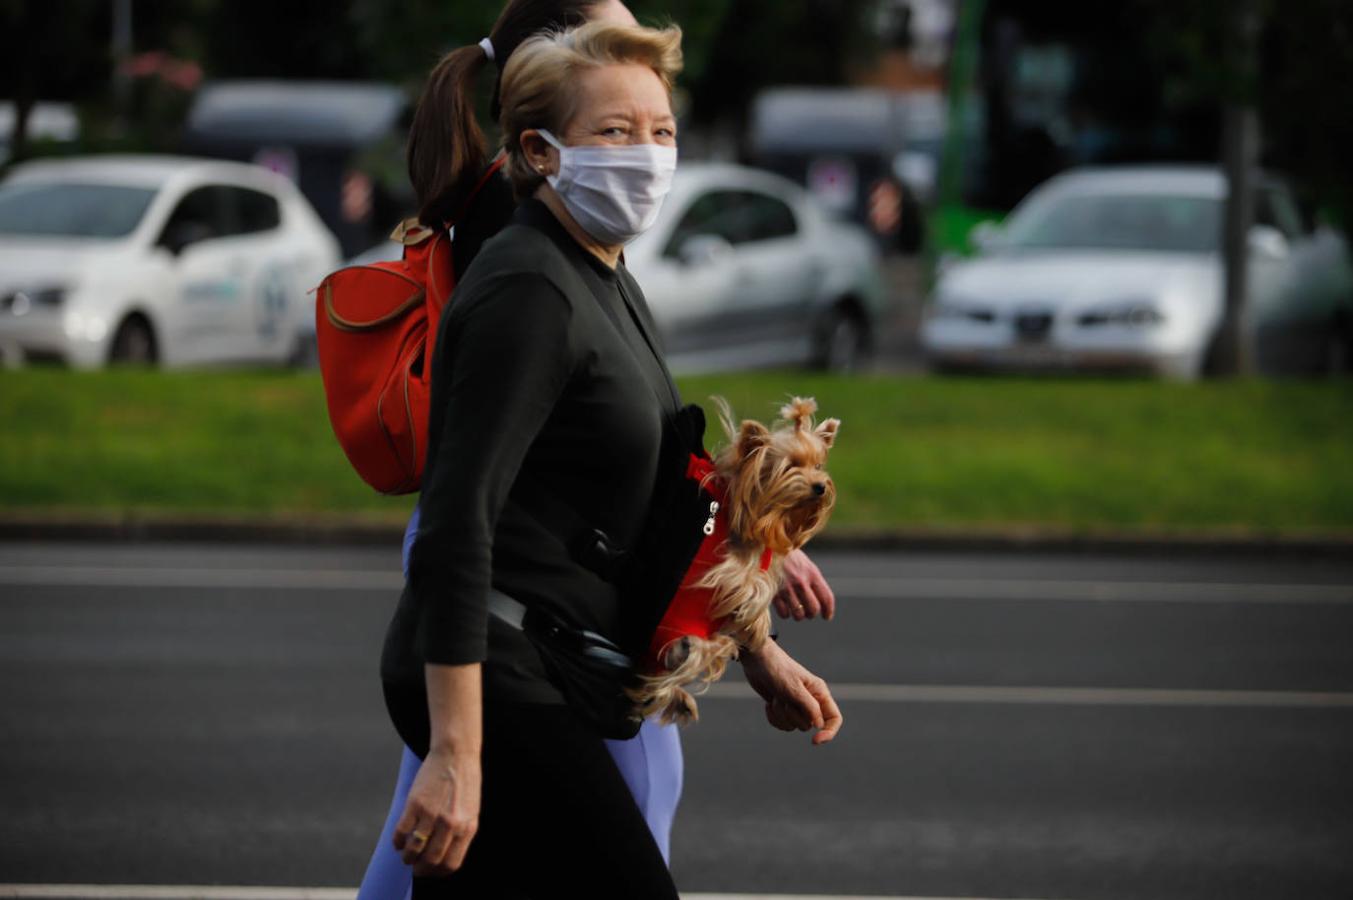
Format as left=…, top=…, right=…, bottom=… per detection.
left=0, top=155, right=340, bottom=368
left=350, top=163, right=886, bottom=373
left=922, top=166, right=1353, bottom=378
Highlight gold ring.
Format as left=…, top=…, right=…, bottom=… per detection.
left=410, top=830, right=429, bottom=847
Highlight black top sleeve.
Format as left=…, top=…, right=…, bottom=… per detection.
left=408, top=272, right=576, bottom=667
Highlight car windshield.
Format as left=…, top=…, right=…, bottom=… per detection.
left=1002, top=190, right=1221, bottom=253
left=0, top=181, right=157, bottom=238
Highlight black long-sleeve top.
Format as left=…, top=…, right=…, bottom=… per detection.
left=380, top=197, right=684, bottom=702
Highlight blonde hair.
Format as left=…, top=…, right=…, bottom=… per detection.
left=498, top=21, right=683, bottom=197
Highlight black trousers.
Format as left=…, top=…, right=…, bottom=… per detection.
left=383, top=683, right=679, bottom=899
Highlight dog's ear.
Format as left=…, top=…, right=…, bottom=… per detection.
left=737, top=419, right=770, bottom=458
left=815, top=418, right=840, bottom=448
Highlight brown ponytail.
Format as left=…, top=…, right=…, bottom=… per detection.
left=407, top=45, right=492, bottom=227
left=406, top=0, right=601, bottom=227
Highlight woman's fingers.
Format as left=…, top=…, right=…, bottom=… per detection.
left=773, top=681, right=819, bottom=731
left=399, top=815, right=432, bottom=865
left=420, top=815, right=456, bottom=868
left=444, top=817, right=479, bottom=871
left=806, top=677, right=843, bottom=745
left=417, top=816, right=477, bottom=873
left=805, top=561, right=836, bottom=621
left=776, top=550, right=836, bottom=621
left=392, top=804, right=422, bottom=852
left=765, top=699, right=798, bottom=731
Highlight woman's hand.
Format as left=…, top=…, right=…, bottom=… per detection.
left=739, top=639, right=843, bottom=745
left=393, top=662, right=484, bottom=875
left=393, top=745, right=482, bottom=874
left=773, top=549, right=836, bottom=621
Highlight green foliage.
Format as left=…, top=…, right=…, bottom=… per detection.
left=3, top=370, right=1351, bottom=537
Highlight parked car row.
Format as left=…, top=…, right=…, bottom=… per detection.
left=4, top=151, right=1351, bottom=379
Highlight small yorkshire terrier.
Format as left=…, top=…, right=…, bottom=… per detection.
left=630, top=396, right=839, bottom=725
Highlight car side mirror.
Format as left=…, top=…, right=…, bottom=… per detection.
left=969, top=220, right=1004, bottom=253
left=160, top=221, right=215, bottom=257
left=677, top=234, right=733, bottom=268
left=1247, top=224, right=1289, bottom=260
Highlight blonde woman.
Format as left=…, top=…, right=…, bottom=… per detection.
left=378, top=21, right=842, bottom=895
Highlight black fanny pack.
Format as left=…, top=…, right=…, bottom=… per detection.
left=488, top=590, right=642, bottom=740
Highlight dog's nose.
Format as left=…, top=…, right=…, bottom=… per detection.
left=812, top=482, right=826, bottom=496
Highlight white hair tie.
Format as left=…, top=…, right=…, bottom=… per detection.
left=478, top=37, right=495, bottom=61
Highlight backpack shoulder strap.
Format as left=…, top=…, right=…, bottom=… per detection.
left=448, top=155, right=509, bottom=229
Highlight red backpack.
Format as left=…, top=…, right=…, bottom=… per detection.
left=315, top=158, right=506, bottom=495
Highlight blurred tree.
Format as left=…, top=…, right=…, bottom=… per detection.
left=1257, top=0, right=1353, bottom=228
left=349, top=0, right=496, bottom=85
left=628, top=0, right=729, bottom=88
left=687, top=0, right=882, bottom=127
left=0, top=0, right=109, bottom=163
left=200, top=0, right=367, bottom=79
left=1141, top=0, right=1353, bottom=226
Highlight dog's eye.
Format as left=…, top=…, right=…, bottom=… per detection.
left=814, top=463, right=823, bottom=470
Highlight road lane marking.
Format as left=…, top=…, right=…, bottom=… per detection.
left=705, top=682, right=1353, bottom=708
left=1, top=566, right=1350, bottom=604
left=0, top=888, right=1064, bottom=900
left=0, top=565, right=401, bottom=591
left=824, top=576, right=1353, bottom=604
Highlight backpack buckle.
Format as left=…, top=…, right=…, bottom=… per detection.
left=390, top=218, right=435, bottom=246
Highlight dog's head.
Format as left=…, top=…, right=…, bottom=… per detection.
left=714, top=396, right=839, bottom=555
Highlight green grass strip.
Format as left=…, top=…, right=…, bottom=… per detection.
left=2, top=369, right=1350, bottom=535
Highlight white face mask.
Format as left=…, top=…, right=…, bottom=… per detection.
left=537, top=129, right=677, bottom=246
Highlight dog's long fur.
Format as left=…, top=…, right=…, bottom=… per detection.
left=630, top=396, right=839, bottom=724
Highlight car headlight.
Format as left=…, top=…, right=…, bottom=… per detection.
left=3, top=287, right=66, bottom=316
left=1077, top=302, right=1164, bottom=328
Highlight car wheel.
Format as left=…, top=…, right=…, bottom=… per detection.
left=816, top=305, right=871, bottom=373
left=108, top=315, right=157, bottom=367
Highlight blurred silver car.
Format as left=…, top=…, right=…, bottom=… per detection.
left=922, top=166, right=1353, bottom=378
left=353, top=163, right=886, bottom=373
left=627, top=163, right=885, bottom=372
left=0, top=155, right=340, bottom=368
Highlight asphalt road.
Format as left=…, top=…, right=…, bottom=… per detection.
left=1, top=541, right=1351, bottom=898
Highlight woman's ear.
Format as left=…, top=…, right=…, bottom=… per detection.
left=519, top=129, right=557, bottom=178
left=736, top=420, right=770, bottom=458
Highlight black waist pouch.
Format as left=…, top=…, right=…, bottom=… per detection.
left=517, top=603, right=643, bottom=740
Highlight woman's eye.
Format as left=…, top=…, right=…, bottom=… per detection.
left=602, top=127, right=626, bottom=137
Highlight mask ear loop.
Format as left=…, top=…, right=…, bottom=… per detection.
left=535, top=129, right=565, bottom=151
left=533, top=130, right=566, bottom=185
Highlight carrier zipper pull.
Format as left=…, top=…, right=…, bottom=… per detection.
left=703, top=500, right=719, bottom=536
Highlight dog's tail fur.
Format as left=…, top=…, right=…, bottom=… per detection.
left=628, top=632, right=741, bottom=725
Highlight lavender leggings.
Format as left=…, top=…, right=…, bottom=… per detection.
left=357, top=507, right=683, bottom=899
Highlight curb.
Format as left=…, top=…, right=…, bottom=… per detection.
left=1, top=515, right=1350, bottom=559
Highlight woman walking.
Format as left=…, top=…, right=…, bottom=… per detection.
left=372, top=16, right=841, bottom=898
